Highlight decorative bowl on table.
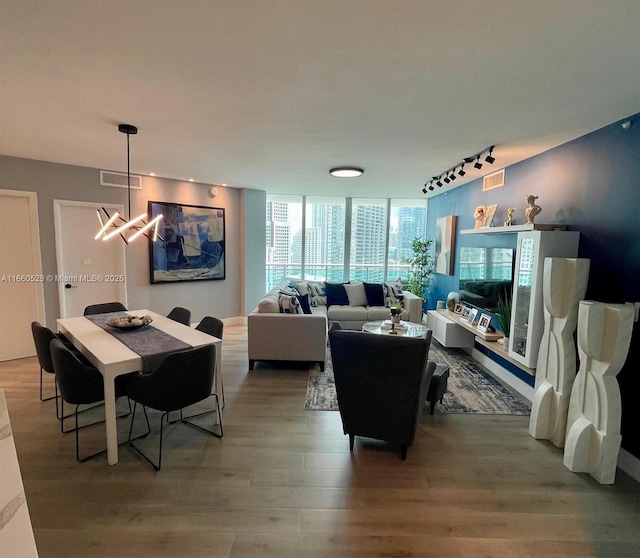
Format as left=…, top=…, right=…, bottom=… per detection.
left=106, top=315, right=153, bottom=329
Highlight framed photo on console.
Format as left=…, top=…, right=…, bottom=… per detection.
left=477, top=313, right=491, bottom=332
left=454, top=303, right=464, bottom=314
left=466, top=308, right=479, bottom=325
left=461, top=306, right=471, bottom=320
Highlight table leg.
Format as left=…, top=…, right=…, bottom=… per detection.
left=214, top=341, right=223, bottom=423
left=103, top=376, right=118, bottom=465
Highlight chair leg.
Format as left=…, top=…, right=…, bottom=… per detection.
left=74, top=405, right=107, bottom=463
left=182, top=394, right=223, bottom=438
left=349, top=433, right=355, bottom=451
left=128, top=404, right=164, bottom=471
left=61, top=396, right=131, bottom=434
left=39, top=368, right=57, bottom=402
left=400, top=445, right=408, bottom=461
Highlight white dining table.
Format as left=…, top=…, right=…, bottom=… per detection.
left=56, top=309, right=222, bottom=465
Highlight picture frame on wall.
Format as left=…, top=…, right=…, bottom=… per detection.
left=148, top=201, right=225, bottom=284
left=481, top=203, right=499, bottom=228
left=477, top=313, right=492, bottom=332
left=466, top=308, right=479, bottom=325
left=435, top=214, right=457, bottom=275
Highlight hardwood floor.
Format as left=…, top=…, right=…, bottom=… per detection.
left=2, top=324, right=639, bottom=558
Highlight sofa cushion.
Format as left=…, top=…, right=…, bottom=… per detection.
left=307, top=281, right=327, bottom=306
left=328, top=304, right=368, bottom=321
left=279, top=294, right=301, bottom=314
left=344, top=282, right=368, bottom=307
left=325, top=282, right=349, bottom=307
left=298, top=293, right=313, bottom=314
left=364, top=282, right=385, bottom=307
left=293, top=281, right=309, bottom=297
left=257, top=293, right=280, bottom=313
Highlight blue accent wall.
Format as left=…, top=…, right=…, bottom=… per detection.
left=427, top=113, right=640, bottom=459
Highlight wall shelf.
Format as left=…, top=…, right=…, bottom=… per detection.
left=461, top=224, right=567, bottom=235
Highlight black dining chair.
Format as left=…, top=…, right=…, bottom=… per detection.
left=126, top=344, right=222, bottom=470
left=84, top=302, right=127, bottom=315
left=195, top=316, right=225, bottom=407
left=50, top=339, right=130, bottom=462
left=31, top=321, right=89, bottom=420
left=166, top=306, right=191, bottom=326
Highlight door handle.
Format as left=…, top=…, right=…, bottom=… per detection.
left=64, top=283, right=78, bottom=289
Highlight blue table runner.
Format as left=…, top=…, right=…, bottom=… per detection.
left=86, top=313, right=192, bottom=374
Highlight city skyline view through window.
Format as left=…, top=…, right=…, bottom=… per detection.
left=266, top=195, right=427, bottom=290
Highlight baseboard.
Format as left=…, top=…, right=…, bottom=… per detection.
left=472, top=347, right=535, bottom=403
left=618, top=449, right=640, bottom=483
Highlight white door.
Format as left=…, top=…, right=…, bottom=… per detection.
left=0, top=190, right=45, bottom=361
left=54, top=200, right=127, bottom=318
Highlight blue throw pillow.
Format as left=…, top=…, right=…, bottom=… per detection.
left=363, top=282, right=385, bottom=306
left=325, top=282, right=349, bottom=307
left=298, top=293, right=312, bottom=314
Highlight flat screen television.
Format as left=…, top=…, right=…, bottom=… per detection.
left=458, top=244, right=515, bottom=313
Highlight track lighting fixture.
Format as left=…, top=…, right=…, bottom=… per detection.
left=420, top=145, right=496, bottom=195
left=422, top=184, right=428, bottom=194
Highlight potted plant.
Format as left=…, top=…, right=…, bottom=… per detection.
left=389, top=300, right=403, bottom=323
left=404, top=237, right=435, bottom=309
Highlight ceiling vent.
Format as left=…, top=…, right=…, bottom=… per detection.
left=482, top=168, right=505, bottom=191
left=100, top=170, right=142, bottom=190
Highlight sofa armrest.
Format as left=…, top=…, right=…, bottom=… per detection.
left=402, top=291, right=423, bottom=324
left=247, top=312, right=327, bottom=362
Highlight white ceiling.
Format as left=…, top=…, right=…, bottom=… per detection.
left=1, top=1, right=638, bottom=199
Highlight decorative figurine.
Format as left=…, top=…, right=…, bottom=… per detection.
left=525, top=195, right=542, bottom=224
left=473, top=205, right=486, bottom=229
left=505, top=207, right=516, bottom=226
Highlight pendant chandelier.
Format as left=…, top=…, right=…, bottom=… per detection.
left=95, top=123, right=163, bottom=244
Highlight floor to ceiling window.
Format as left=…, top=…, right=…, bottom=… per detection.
left=266, top=195, right=427, bottom=291
left=304, top=197, right=345, bottom=282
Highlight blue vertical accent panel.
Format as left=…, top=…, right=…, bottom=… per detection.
left=427, top=113, right=640, bottom=458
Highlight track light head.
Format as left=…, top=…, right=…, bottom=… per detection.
left=485, top=147, right=495, bottom=164
left=443, top=176, right=451, bottom=184
left=422, top=186, right=428, bottom=194
left=428, top=184, right=434, bottom=191
left=449, top=171, right=456, bottom=181
left=436, top=178, right=443, bottom=187
left=474, top=156, right=482, bottom=170
left=458, top=164, right=466, bottom=177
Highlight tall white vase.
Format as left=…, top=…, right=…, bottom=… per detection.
left=528, top=258, right=590, bottom=447
left=563, top=301, right=634, bottom=484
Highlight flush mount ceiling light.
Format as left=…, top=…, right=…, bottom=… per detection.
left=421, top=146, right=496, bottom=195
left=329, top=167, right=364, bottom=178
left=95, top=124, right=164, bottom=244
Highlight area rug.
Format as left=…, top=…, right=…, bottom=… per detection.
left=304, top=340, right=531, bottom=415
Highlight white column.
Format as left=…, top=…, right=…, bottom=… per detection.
left=528, top=258, right=589, bottom=447
left=563, top=301, right=634, bottom=484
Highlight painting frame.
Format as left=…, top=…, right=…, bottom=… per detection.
left=477, top=313, right=492, bottom=332
left=435, top=214, right=457, bottom=275
left=148, top=200, right=225, bottom=284
left=466, top=308, right=479, bottom=325
left=481, top=204, right=499, bottom=228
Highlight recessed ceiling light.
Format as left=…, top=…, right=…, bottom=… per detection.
left=149, top=172, right=156, bottom=176
left=329, top=167, right=364, bottom=178
left=188, top=178, right=194, bottom=182
left=222, top=183, right=227, bottom=186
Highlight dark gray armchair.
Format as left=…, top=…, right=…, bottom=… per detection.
left=328, top=329, right=435, bottom=460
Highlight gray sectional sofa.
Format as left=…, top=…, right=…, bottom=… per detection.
left=247, top=279, right=423, bottom=370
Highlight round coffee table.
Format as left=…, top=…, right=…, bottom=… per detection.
left=362, top=320, right=427, bottom=338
